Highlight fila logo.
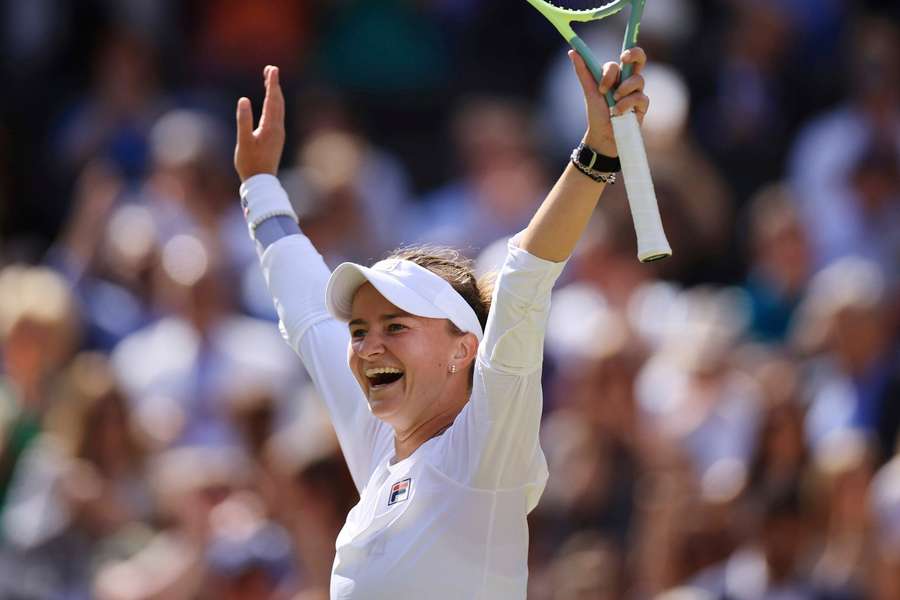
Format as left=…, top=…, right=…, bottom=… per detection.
left=388, top=478, right=411, bottom=506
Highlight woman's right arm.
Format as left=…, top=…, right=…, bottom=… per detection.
left=235, top=67, right=387, bottom=491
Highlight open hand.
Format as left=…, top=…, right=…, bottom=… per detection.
left=569, top=47, right=649, bottom=157
left=234, top=65, right=285, bottom=182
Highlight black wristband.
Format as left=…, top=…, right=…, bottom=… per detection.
left=572, top=142, right=621, bottom=173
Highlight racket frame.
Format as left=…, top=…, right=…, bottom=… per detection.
left=525, top=0, right=644, bottom=106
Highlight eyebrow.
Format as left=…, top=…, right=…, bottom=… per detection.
left=348, top=312, right=413, bottom=328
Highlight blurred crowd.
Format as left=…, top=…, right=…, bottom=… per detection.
left=0, top=0, right=899, bottom=598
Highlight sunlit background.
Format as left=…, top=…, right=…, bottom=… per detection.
left=0, top=1, right=898, bottom=598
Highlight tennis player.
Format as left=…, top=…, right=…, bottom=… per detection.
left=235, top=48, right=649, bottom=599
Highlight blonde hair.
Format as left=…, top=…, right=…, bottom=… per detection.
left=0, top=265, right=79, bottom=348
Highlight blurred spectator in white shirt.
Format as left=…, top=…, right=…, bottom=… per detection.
left=636, top=287, right=763, bottom=477
left=111, top=235, right=301, bottom=449
left=792, top=257, right=900, bottom=463
left=788, top=18, right=900, bottom=285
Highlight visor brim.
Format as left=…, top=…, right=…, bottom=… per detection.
left=325, top=263, right=447, bottom=323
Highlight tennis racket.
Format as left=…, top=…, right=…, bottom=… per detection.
left=526, top=0, right=672, bottom=263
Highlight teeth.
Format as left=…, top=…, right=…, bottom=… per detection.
left=365, top=367, right=404, bottom=378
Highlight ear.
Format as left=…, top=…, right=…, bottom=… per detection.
left=452, top=332, right=479, bottom=369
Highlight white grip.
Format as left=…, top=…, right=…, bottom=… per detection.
left=610, top=111, right=672, bottom=263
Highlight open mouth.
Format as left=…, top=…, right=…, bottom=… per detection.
left=365, top=367, right=404, bottom=389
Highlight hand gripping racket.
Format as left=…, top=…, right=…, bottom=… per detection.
left=526, top=0, right=672, bottom=262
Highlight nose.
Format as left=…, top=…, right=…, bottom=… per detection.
left=355, top=331, right=384, bottom=360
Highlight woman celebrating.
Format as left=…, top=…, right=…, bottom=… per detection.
left=235, top=49, right=650, bottom=599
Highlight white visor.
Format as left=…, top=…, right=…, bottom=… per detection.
left=325, top=259, right=484, bottom=341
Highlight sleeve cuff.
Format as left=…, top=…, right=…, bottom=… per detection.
left=239, top=174, right=298, bottom=237
left=507, top=232, right=570, bottom=274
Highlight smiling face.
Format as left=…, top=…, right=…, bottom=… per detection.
left=347, top=283, right=474, bottom=432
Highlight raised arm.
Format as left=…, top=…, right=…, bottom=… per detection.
left=234, top=67, right=387, bottom=491
left=518, top=47, right=648, bottom=262
left=447, top=50, right=650, bottom=495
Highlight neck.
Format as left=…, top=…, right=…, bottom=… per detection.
left=392, top=393, right=467, bottom=462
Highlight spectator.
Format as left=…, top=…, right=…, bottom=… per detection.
left=0, top=266, right=80, bottom=522
left=111, top=234, right=301, bottom=449
left=794, top=257, right=900, bottom=462
left=0, top=353, right=150, bottom=599
left=741, top=183, right=813, bottom=342
left=691, top=484, right=824, bottom=599
left=412, top=96, right=549, bottom=254
left=636, top=288, right=762, bottom=476
left=788, top=18, right=900, bottom=282
left=54, top=29, right=168, bottom=183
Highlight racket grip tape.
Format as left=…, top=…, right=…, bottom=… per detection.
left=610, top=111, right=672, bottom=263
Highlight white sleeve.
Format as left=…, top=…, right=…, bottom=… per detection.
left=440, top=236, right=567, bottom=500
left=247, top=179, right=388, bottom=491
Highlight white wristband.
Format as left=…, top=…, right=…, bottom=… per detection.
left=239, top=174, right=298, bottom=237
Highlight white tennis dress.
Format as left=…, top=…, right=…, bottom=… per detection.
left=250, top=179, right=566, bottom=599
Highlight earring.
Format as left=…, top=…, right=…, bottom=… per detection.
left=449, top=364, right=457, bottom=374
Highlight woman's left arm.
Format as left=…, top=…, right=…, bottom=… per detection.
left=442, top=49, right=649, bottom=492
left=518, top=47, right=649, bottom=262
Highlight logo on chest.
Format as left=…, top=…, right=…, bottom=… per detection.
left=388, top=478, right=412, bottom=506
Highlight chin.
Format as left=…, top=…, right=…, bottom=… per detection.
left=366, top=391, right=403, bottom=423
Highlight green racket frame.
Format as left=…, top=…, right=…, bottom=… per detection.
left=525, top=0, right=645, bottom=106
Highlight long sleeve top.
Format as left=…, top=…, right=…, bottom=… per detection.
left=243, top=174, right=567, bottom=599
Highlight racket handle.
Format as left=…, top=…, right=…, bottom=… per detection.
left=610, top=111, right=672, bottom=263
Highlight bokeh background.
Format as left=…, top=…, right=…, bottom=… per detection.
left=0, top=0, right=899, bottom=598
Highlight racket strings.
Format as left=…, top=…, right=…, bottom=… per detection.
left=541, top=0, right=617, bottom=12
